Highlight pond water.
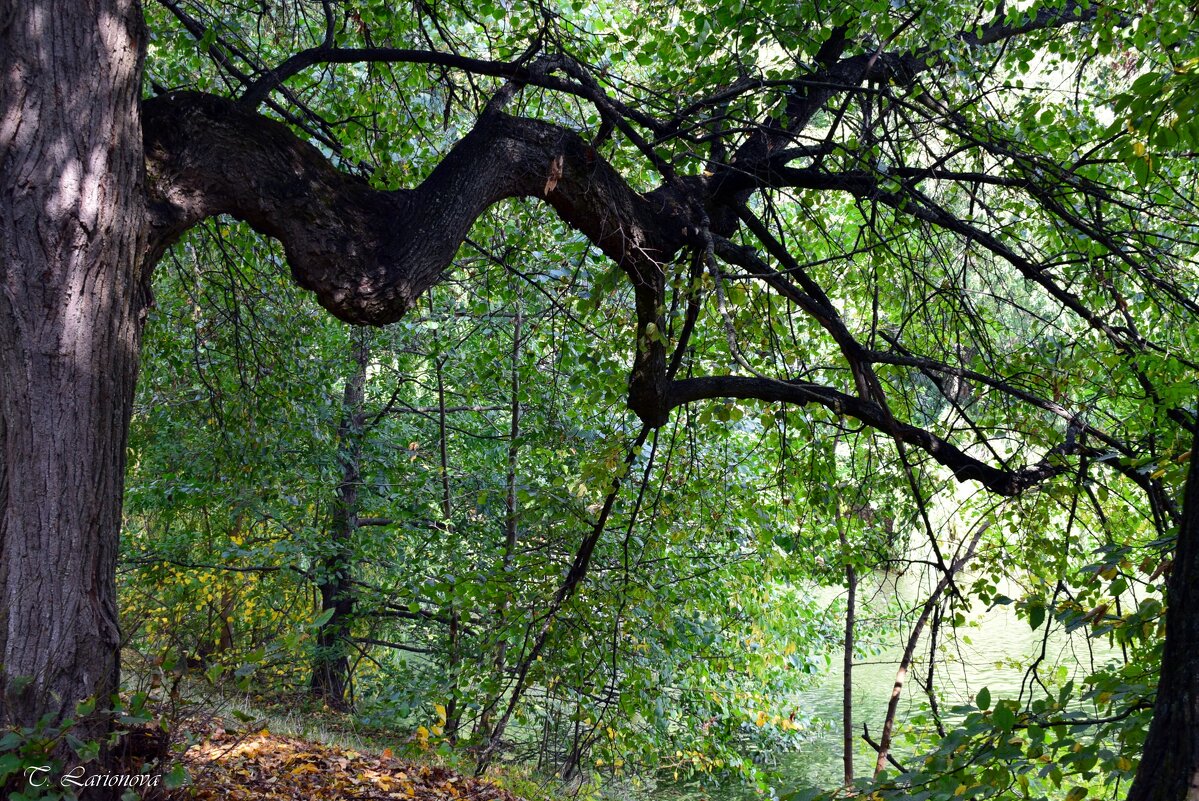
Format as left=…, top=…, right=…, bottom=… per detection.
left=656, top=567, right=1123, bottom=800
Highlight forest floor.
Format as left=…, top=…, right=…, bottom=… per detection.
left=180, top=728, right=526, bottom=800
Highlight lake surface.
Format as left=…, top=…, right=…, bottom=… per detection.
left=656, top=567, right=1122, bottom=800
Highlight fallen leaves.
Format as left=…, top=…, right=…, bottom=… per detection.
left=180, top=730, right=523, bottom=801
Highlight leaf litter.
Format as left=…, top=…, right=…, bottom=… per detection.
left=179, top=729, right=524, bottom=801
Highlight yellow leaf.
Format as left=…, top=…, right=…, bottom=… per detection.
left=435, top=703, right=447, bottom=725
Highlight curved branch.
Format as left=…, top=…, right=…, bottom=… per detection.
left=142, top=91, right=689, bottom=328
left=667, top=375, right=1084, bottom=496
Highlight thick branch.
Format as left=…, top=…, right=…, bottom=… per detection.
left=142, top=92, right=689, bottom=329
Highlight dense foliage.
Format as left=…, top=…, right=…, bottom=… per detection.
left=6, top=0, right=1197, bottom=799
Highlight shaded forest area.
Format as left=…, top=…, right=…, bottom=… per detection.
left=4, top=0, right=1199, bottom=800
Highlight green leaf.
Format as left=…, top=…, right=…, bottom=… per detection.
left=164, top=763, right=189, bottom=789
left=993, top=702, right=1016, bottom=730
left=976, top=686, right=991, bottom=710
left=1029, top=603, right=1046, bottom=631
left=1132, top=156, right=1151, bottom=187
left=0, top=752, right=22, bottom=781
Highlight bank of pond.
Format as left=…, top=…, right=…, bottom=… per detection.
left=658, top=570, right=1125, bottom=800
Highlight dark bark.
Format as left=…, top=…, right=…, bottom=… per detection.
left=137, top=85, right=1109, bottom=492
left=0, top=2, right=148, bottom=795
left=1127, top=433, right=1199, bottom=801
left=141, top=91, right=688, bottom=424
left=142, top=92, right=683, bottom=406
left=310, top=335, right=369, bottom=711
left=668, top=375, right=1078, bottom=496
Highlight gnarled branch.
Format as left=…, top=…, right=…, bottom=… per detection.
left=143, top=91, right=689, bottom=328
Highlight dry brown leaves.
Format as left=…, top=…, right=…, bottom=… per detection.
left=180, top=730, right=524, bottom=801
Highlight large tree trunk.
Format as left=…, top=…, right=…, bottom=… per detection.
left=1127, top=432, right=1199, bottom=801
left=0, top=0, right=148, bottom=782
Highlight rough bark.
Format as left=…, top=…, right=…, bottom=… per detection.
left=141, top=90, right=686, bottom=424
left=1127, top=433, right=1199, bottom=801
left=137, top=87, right=1105, bottom=492
left=0, top=1, right=148, bottom=790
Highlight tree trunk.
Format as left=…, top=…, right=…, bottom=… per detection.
left=1127, top=432, right=1199, bottom=801
left=434, top=350, right=463, bottom=743
left=310, top=334, right=369, bottom=711
left=842, top=531, right=857, bottom=787
left=0, top=0, right=148, bottom=787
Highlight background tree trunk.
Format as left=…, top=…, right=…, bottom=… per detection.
left=0, top=0, right=148, bottom=788
left=1127, top=430, right=1199, bottom=801
left=841, top=529, right=856, bottom=787
left=310, top=334, right=370, bottom=712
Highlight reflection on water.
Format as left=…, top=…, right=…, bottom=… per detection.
left=657, top=567, right=1122, bottom=800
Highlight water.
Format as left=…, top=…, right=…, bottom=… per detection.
left=656, top=567, right=1123, bottom=800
